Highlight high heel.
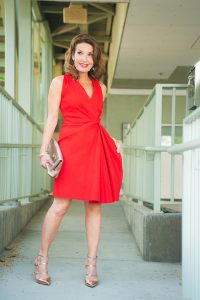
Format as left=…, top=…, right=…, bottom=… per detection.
left=34, top=254, right=51, bottom=285
left=85, top=255, right=99, bottom=288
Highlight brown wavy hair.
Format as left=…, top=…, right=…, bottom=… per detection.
left=64, top=34, right=105, bottom=80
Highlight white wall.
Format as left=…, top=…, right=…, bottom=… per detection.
left=107, top=94, right=146, bottom=139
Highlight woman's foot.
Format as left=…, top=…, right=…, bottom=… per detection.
left=85, top=255, right=99, bottom=288
left=34, top=254, right=51, bottom=285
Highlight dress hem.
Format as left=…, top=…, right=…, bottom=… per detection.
left=51, top=193, right=120, bottom=204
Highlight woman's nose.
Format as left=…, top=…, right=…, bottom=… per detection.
left=82, top=54, right=88, bottom=61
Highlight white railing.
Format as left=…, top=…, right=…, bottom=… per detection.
left=122, top=84, right=188, bottom=212
left=179, top=107, right=200, bottom=300
left=0, top=86, right=51, bottom=204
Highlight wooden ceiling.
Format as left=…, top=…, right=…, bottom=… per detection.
left=37, top=1, right=116, bottom=75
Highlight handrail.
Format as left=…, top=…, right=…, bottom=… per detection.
left=123, top=139, right=200, bottom=154
left=168, top=139, right=200, bottom=153
left=122, top=145, right=168, bottom=152
left=0, top=85, right=43, bottom=133
left=124, top=84, right=188, bottom=138
left=0, top=144, right=41, bottom=148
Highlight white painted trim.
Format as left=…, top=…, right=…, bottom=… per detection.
left=109, top=88, right=187, bottom=96
left=110, top=88, right=152, bottom=95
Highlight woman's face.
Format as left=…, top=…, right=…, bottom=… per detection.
left=72, top=43, right=94, bottom=73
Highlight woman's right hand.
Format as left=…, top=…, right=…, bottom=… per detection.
left=40, top=154, right=54, bottom=169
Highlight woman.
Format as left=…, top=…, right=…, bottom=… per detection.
left=34, top=34, right=123, bottom=287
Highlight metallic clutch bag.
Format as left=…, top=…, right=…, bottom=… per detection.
left=46, top=138, right=63, bottom=178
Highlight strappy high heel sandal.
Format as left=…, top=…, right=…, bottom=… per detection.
left=34, top=254, right=51, bottom=285
left=85, top=255, right=99, bottom=288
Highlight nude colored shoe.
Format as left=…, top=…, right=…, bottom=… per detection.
left=85, top=255, right=99, bottom=288
left=34, top=254, right=51, bottom=285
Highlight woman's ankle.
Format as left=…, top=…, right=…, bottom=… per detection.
left=38, top=250, right=48, bottom=258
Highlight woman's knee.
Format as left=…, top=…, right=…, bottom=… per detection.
left=52, top=198, right=72, bottom=216
left=85, top=202, right=101, bottom=214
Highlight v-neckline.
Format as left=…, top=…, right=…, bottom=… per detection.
left=76, top=78, right=95, bottom=100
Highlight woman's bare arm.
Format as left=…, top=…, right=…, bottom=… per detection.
left=40, top=75, right=63, bottom=154
left=99, top=82, right=106, bottom=101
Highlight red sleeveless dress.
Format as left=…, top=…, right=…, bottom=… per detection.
left=52, top=73, right=123, bottom=204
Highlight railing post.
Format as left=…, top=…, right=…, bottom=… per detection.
left=170, top=88, right=176, bottom=203
left=154, top=85, right=162, bottom=212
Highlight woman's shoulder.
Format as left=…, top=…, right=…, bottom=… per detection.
left=97, top=80, right=106, bottom=99
left=98, top=81, right=106, bottom=89
left=48, top=75, right=65, bottom=95
left=51, top=75, right=64, bottom=85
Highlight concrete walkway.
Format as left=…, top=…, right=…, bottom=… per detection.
left=0, top=199, right=182, bottom=300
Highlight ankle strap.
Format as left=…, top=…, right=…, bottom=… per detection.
left=38, top=254, right=48, bottom=259
left=87, top=255, right=97, bottom=259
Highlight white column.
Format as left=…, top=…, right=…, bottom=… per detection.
left=17, top=0, right=31, bottom=114
left=4, top=0, right=16, bottom=98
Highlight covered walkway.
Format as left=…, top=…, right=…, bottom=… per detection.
left=0, top=198, right=181, bottom=300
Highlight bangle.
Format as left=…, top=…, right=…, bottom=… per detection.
left=38, top=152, right=48, bottom=158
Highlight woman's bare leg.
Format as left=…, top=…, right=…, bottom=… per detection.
left=84, top=201, right=102, bottom=287
left=38, top=197, right=72, bottom=256
left=84, top=202, right=102, bottom=257
left=34, top=197, right=72, bottom=284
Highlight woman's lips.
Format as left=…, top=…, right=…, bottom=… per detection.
left=79, top=63, right=89, bottom=68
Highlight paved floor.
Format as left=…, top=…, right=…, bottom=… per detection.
left=0, top=199, right=182, bottom=300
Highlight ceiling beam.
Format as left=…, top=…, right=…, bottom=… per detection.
left=42, top=6, right=108, bottom=16
left=102, top=52, right=109, bottom=61
left=104, top=15, right=112, bottom=53
left=87, top=14, right=108, bottom=25
left=55, top=53, right=66, bottom=60
left=79, top=24, right=88, bottom=34
left=53, top=35, right=111, bottom=42
left=51, top=15, right=107, bottom=37
left=41, top=5, right=64, bottom=14
left=53, top=41, right=69, bottom=48
left=51, top=24, right=79, bottom=37
left=88, top=3, right=115, bottom=16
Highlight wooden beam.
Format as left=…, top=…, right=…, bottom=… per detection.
left=41, top=6, right=63, bottom=14
left=53, top=34, right=111, bottom=43
left=79, top=24, right=88, bottom=34
left=51, top=24, right=78, bottom=37
left=55, top=53, right=65, bottom=60
left=88, top=3, right=115, bottom=16
left=104, top=15, right=112, bottom=53
left=102, top=52, right=108, bottom=61
left=53, top=41, right=69, bottom=49
left=88, top=14, right=108, bottom=25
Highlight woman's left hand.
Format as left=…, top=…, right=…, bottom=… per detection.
left=112, top=137, right=122, bottom=154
